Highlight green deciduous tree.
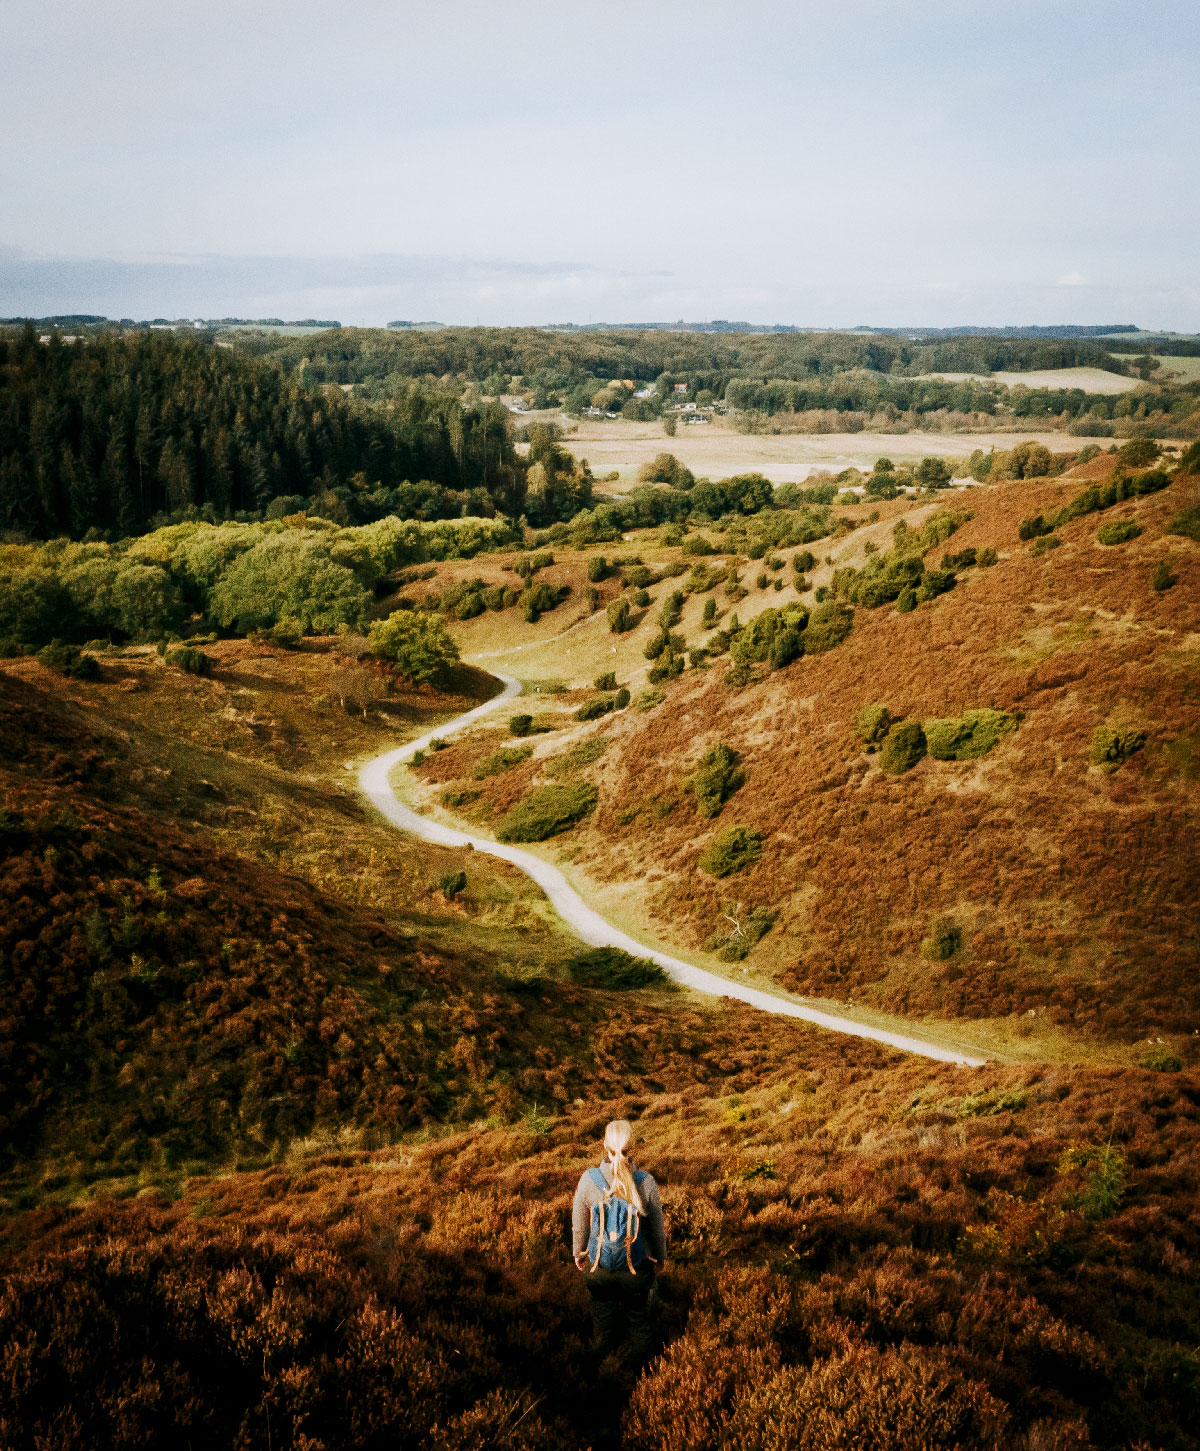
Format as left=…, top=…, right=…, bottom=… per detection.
left=367, top=611, right=460, bottom=684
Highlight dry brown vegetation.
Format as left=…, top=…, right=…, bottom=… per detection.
left=2, top=461, right=1199, bottom=1449
left=0, top=661, right=807, bottom=1197
left=536, top=471, right=1200, bottom=1045
left=2, top=1057, right=1198, bottom=1449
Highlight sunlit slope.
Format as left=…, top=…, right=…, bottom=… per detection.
left=565, top=472, right=1199, bottom=1042
left=413, top=464, right=1199, bottom=1052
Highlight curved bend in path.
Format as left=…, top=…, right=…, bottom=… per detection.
left=359, top=672, right=986, bottom=1068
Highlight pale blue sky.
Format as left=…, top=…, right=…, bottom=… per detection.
left=2, top=0, right=1197, bottom=327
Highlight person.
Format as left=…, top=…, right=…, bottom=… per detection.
left=571, top=1119, right=667, bottom=1368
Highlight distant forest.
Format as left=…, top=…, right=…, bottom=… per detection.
left=0, top=325, right=556, bottom=540
left=4, top=321, right=1197, bottom=541
left=235, top=324, right=1135, bottom=405
left=233, top=325, right=1198, bottom=435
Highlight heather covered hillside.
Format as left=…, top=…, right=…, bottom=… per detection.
left=3, top=1058, right=1199, bottom=1450
left=1, top=440, right=1198, bottom=1450
left=0, top=658, right=810, bottom=1194
left=414, top=454, right=1200, bottom=1055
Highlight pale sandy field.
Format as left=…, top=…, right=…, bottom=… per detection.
left=916, top=366, right=1136, bottom=394
left=552, top=416, right=1125, bottom=487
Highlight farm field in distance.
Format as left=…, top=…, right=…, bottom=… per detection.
left=544, top=414, right=1143, bottom=487
left=915, top=366, right=1140, bottom=393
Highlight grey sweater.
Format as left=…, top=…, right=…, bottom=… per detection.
left=572, top=1162, right=667, bottom=1263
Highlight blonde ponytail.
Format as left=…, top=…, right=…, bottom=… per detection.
left=603, top=1119, right=644, bottom=1213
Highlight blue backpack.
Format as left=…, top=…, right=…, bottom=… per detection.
left=587, top=1166, right=649, bottom=1272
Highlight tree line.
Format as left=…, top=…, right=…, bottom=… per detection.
left=231, top=325, right=1137, bottom=411
left=0, top=326, right=550, bottom=540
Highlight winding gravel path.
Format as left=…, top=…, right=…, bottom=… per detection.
left=358, top=673, right=986, bottom=1067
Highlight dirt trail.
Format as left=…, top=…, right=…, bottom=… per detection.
left=358, top=673, right=987, bottom=1067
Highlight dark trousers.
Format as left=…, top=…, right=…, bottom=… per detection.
left=586, top=1265, right=656, bottom=1365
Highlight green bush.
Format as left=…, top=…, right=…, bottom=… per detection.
left=441, top=787, right=480, bottom=808
left=702, top=598, right=717, bottom=626
left=586, top=556, right=608, bottom=583
left=566, top=947, right=667, bottom=990
left=495, top=781, right=598, bottom=842
left=880, top=721, right=926, bottom=775
left=269, top=616, right=303, bottom=648
left=648, top=652, right=684, bottom=684
left=1167, top=503, right=1200, bottom=543
left=1151, top=560, right=1175, bottom=592
left=575, top=697, right=614, bottom=722
left=593, top=671, right=617, bottom=691
left=1059, top=1144, right=1126, bottom=1221
left=614, top=687, right=631, bottom=708
left=698, top=825, right=763, bottom=878
left=977, top=546, right=998, bottom=567
left=473, top=745, right=532, bottom=779
left=1096, top=518, right=1142, bottom=546
left=728, top=606, right=807, bottom=669
left=914, top=567, right=957, bottom=601
left=920, top=916, right=962, bottom=960
left=1090, top=724, right=1145, bottom=770
left=36, top=639, right=100, bottom=680
left=519, top=580, right=567, bottom=622
left=1030, top=535, right=1060, bottom=557
left=1117, top=437, right=1160, bottom=468
left=439, top=870, right=467, bottom=900
left=924, top=709, right=1017, bottom=761
left=210, top=533, right=372, bottom=634
left=855, top=703, right=892, bottom=751
left=644, top=629, right=670, bottom=661
left=793, top=550, right=816, bottom=573
left=367, top=611, right=460, bottom=683
left=1019, top=515, right=1053, bottom=541
left=1140, top=1045, right=1183, bottom=1073
left=165, top=646, right=213, bottom=677
left=802, top=600, right=853, bottom=653
left=509, top=713, right=533, bottom=737
left=768, top=626, right=804, bottom=669
left=895, top=587, right=917, bottom=613
left=606, top=598, right=631, bottom=633
left=704, top=904, right=774, bottom=961
left=685, top=744, right=744, bottom=818
left=658, top=590, right=684, bottom=629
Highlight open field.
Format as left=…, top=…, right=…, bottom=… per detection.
left=1149, top=354, right=1200, bottom=383
left=554, top=416, right=1120, bottom=487
left=916, top=367, right=1137, bottom=393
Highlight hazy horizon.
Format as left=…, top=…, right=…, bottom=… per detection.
left=3, top=0, right=1198, bottom=329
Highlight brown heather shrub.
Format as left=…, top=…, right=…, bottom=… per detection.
left=724, top=1345, right=1011, bottom=1450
